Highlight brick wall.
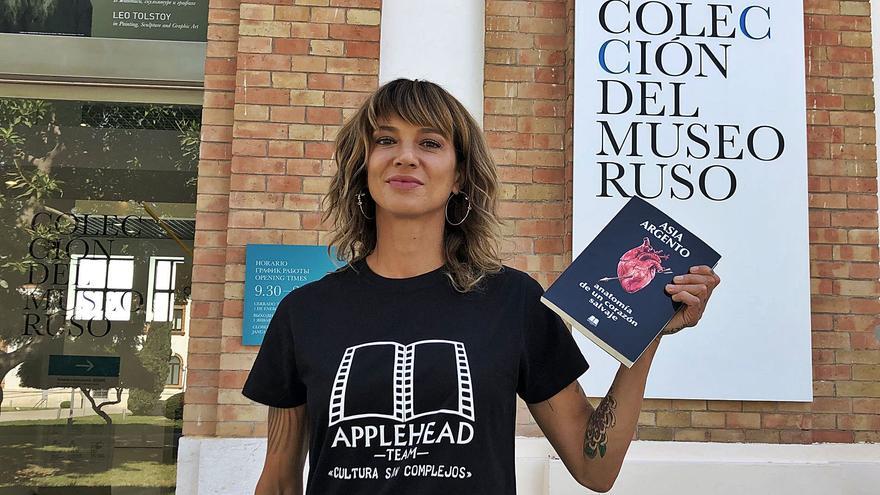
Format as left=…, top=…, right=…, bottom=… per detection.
left=189, top=0, right=880, bottom=443
left=185, top=0, right=381, bottom=437
left=184, top=0, right=240, bottom=437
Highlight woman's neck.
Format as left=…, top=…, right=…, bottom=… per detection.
left=366, top=212, right=445, bottom=278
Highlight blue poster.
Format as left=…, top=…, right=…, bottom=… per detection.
left=242, top=244, right=344, bottom=346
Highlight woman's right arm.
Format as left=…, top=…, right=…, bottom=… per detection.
left=255, top=405, right=309, bottom=495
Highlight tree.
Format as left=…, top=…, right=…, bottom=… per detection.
left=0, top=97, right=198, bottom=419
left=128, top=322, right=172, bottom=415
left=0, top=98, right=66, bottom=408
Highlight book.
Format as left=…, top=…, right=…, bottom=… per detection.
left=540, top=196, right=721, bottom=368
left=328, top=339, right=475, bottom=426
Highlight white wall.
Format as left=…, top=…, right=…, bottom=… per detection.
left=175, top=437, right=880, bottom=495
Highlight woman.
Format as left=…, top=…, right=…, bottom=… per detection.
left=242, top=78, right=720, bottom=494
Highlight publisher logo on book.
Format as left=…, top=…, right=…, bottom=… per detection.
left=587, top=315, right=599, bottom=327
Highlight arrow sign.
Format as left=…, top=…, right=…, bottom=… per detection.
left=75, top=360, right=95, bottom=373
left=47, top=355, right=120, bottom=388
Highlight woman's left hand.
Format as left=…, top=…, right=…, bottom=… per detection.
left=661, top=265, right=721, bottom=336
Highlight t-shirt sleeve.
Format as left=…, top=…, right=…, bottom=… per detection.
left=517, top=277, right=590, bottom=404
left=241, top=296, right=307, bottom=408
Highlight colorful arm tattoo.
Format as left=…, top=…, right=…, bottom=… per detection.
left=584, top=387, right=617, bottom=459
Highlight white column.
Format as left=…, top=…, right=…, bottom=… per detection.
left=378, top=0, right=485, bottom=126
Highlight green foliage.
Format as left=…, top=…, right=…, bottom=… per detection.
left=177, top=119, right=201, bottom=164
left=0, top=97, right=65, bottom=349
left=163, top=392, right=184, bottom=421
left=0, top=98, right=49, bottom=162
left=1, top=1, right=59, bottom=26
left=128, top=322, right=172, bottom=415
left=128, top=389, right=161, bottom=416
left=59, top=400, right=70, bottom=409
left=5, top=164, right=63, bottom=201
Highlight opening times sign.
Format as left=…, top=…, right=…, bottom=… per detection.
left=242, top=245, right=344, bottom=346
left=573, top=1, right=812, bottom=401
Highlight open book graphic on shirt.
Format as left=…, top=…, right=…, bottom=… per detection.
left=328, top=339, right=475, bottom=427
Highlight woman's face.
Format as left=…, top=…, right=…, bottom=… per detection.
left=366, top=113, right=459, bottom=222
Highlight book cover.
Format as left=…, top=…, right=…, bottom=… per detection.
left=541, top=196, right=721, bottom=367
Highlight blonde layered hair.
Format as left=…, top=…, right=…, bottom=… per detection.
left=323, top=78, right=503, bottom=293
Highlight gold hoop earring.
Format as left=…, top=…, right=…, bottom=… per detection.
left=445, top=191, right=471, bottom=226
left=356, top=192, right=374, bottom=220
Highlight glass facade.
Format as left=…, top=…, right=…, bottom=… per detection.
left=0, top=97, right=199, bottom=492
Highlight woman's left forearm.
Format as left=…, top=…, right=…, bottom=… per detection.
left=578, top=335, right=661, bottom=490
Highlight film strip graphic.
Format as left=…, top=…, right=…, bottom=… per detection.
left=328, top=340, right=475, bottom=427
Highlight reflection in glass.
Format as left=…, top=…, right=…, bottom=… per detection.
left=0, top=98, right=199, bottom=492
left=148, top=257, right=184, bottom=322
left=167, top=355, right=182, bottom=386
left=68, top=255, right=135, bottom=321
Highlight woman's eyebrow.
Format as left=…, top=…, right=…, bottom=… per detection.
left=375, top=125, right=445, bottom=136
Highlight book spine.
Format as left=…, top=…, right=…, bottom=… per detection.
left=328, top=346, right=356, bottom=426
left=395, top=344, right=414, bottom=422
left=453, top=341, right=475, bottom=421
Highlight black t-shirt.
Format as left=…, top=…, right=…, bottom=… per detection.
left=242, top=258, right=589, bottom=494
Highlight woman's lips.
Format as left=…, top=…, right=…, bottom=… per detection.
left=387, top=180, right=422, bottom=190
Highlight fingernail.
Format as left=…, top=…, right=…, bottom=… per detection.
left=674, top=276, right=683, bottom=282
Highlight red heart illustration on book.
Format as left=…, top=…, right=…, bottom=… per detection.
left=616, top=237, right=672, bottom=294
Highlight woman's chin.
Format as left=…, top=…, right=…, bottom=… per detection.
left=376, top=206, right=442, bottom=221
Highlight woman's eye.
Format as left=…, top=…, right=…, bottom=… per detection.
left=375, top=137, right=393, bottom=145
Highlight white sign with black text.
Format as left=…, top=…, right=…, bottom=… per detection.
left=573, top=1, right=812, bottom=400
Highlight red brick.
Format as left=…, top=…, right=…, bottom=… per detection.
left=291, top=22, right=329, bottom=39
left=238, top=53, right=291, bottom=71
left=267, top=176, right=304, bottom=193
left=231, top=139, right=268, bottom=157
left=234, top=87, right=290, bottom=105
left=813, top=430, right=854, bottom=443
left=308, top=73, right=344, bottom=90
left=268, top=106, right=306, bottom=124
left=274, top=38, right=310, bottom=54
left=329, top=24, right=380, bottom=41
left=231, top=157, right=286, bottom=174
left=304, top=141, right=335, bottom=159
left=268, top=141, right=305, bottom=158
left=230, top=175, right=266, bottom=192
left=813, top=364, right=851, bottom=380
left=330, top=0, right=381, bottom=7
left=306, top=106, right=343, bottom=124
left=345, top=41, right=380, bottom=58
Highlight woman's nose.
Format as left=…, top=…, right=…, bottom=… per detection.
left=394, top=145, right=418, bottom=167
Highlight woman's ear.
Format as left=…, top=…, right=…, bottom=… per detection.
left=453, top=169, right=462, bottom=194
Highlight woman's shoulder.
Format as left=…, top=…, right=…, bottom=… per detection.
left=275, top=263, right=357, bottom=310
left=484, top=263, right=545, bottom=296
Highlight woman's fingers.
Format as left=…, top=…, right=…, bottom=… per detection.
left=670, top=289, right=702, bottom=307
left=673, top=271, right=718, bottom=298
left=662, top=266, right=719, bottom=333
left=665, top=283, right=709, bottom=298
left=689, top=266, right=721, bottom=290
